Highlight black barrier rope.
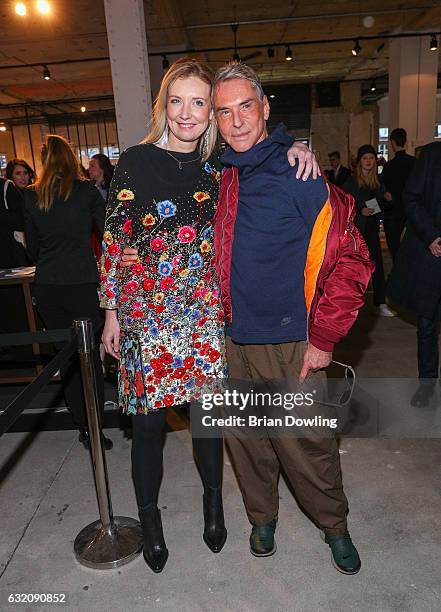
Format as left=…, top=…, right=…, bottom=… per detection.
left=0, top=329, right=71, bottom=347
left=0, top=333, right=77, bottom=436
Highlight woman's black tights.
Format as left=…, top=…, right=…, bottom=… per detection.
left=131, top=410, right=223, bottom=508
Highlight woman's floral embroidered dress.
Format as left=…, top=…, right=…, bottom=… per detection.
left=100, top=144, right=226, bottom=414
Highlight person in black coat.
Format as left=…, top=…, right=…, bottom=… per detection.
left=381, top=128, right=415, bottom=261
left=327, top=151, right=351, bottom=188
left=343, top=144, right=395, bottom=316
left=387, top=141, right=441, bottom=407
left=0, top=176, right=28, bottom=268
left=24, top=135, right=112, bottom=448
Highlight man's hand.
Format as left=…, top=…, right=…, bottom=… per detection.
left=102, top=310, right=121, bottom=360
left=287, top=142, right=321, bottom=181
left=299, top=343, right=332, bottom=383
left=361, top=207, right=375, bottom=216
left=429, top=238, right=441, bottom=257
left=121, top=246, right=139, bottom=268
left=384, top=191, right=393, bottom=202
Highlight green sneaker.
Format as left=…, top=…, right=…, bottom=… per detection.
left=250, top=519, right=277, bottom=557
left=323, top=530, right=361, bottom=575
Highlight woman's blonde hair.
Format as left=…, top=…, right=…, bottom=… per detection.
left=142, top=57, right=217, bottom=161
left=34, top=135, right=81, bottom=211
left=356, top=158, right=380, bottom=191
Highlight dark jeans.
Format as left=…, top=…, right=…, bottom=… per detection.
left=417, top=306, right=441, bottom=379
left=363, top=222, right=386, bottom=306
left=34, top=283, right=104, bottom=429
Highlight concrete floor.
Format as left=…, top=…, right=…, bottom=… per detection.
left=1, top=295, right=441, bottom=612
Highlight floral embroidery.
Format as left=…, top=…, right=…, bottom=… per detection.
left=188, top=253, right=203, bottom=270
left=103, top=230, right=113, bottom=245
left=142, top=213, right=156, bottom=227
left=156, top=200, right=177, bottom=217
left=142, top=278, right=155, bottom=291
left=108, top=242, right=120, bottom=256
left=122, top=219, right=132, bottom=235
left=151, top=237, right=167, bottom=252
left=193, top=191, right=210, bottom=203
left=177, top=225, right=197, bottom=243
left=100, top=148, right=226, bottom=414
left=200, top=240, right=211, bottom=254
left=160, top=276, right=174, bottom=290
left=117, top=188, right=135, bottom=201
left=158, top=261, right=173, bottom=276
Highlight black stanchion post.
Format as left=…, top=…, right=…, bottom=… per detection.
left=73, top=319, right=142, bottom=569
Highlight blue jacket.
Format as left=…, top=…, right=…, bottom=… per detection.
left=220, top=124, right=329, bottom=344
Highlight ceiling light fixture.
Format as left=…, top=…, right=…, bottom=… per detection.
left=231, top=23, right=241, bottom=62
left=43, top=64, right=51, bottom=80
left=352, top=39, right=362, bottom=56
left=269, top=94, right=276, bottom=99
left=285, top=46, right=293, bottom=61
left=430, top=33, right=438, bottom=51
left=162, top=55, right=169, bottom=70
left=15, top=2, right=27, bottom=16
left=0, top=124, right=7, bottom=132
left=36, top=1, right=51, bottom=14
left=80, top=106, right=86, bottom=113
left=370, top=80, right=376, bottom=91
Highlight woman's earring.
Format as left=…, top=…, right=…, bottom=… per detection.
left=200, top=123, right=211, bottom=158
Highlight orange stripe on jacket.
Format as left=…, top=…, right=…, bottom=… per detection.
left=304, top=199, right=333, bottom=313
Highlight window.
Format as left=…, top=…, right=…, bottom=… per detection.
left=106, top=145, right=120, bottom=162
left=435, top=124, right=441, bottom=138
left=379, top=127, right=388, bottom=140
left=0, top=153, right=7, bottom=170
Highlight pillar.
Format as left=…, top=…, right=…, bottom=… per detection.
left=104, top=0, right=152, bottom=152
left=389, top=36, right=438, bottom=153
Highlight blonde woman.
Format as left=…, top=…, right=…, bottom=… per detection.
left=343, top=144, right=395, bottom=316
left=23, top=135, right=112, bottom=449
left=100, top=57, right=318, bottom=572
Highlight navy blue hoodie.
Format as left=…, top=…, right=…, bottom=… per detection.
left=221, top=123, right=328, bottom=344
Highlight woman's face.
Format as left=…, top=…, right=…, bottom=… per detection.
left=166, top=76, right=212, bottom=150
left=88, top=158, right=103, bottom=182
left=360, top=153, right=377, bottom=173
left=12, top=164, right=31, bottom=189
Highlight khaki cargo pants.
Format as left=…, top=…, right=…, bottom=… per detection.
left=225, top=336, right=348, bottom=534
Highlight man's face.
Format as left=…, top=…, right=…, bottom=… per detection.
left=214, top=78, right=270, bottom=153
left=390, top=139, right=399, bottom=153
left=329, top=155, right=340, bottom=170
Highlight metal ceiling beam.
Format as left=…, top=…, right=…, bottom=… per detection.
left=185, top=7, right=439, bottom=30
left=0, top=30, right=438, bottom=71
left=0, top=95, right=115, bottom=110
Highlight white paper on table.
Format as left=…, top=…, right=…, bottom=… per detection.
left=365, top=197, right=381, bottom=214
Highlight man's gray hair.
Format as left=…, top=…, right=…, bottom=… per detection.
left=213, top=61, right=265, bottom=101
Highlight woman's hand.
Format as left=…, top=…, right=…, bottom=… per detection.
left=287, top=142, right=321, bottom=181
left=120, top=247, right=139, bottom=269
left=102, top=310, right=120, bottom=360
left=429, top=238, right=441, bottom=257
left=361, top=207, right=375, bottom=216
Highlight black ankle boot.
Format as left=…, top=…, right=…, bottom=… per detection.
left=138, top=504, right=169, bottom=573
left=203, top=486, right=227, bottom=553
left=78, top=428, right=113, bottom=451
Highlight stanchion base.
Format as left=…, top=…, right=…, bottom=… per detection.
left=74, top=516, right=143, bottom=569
